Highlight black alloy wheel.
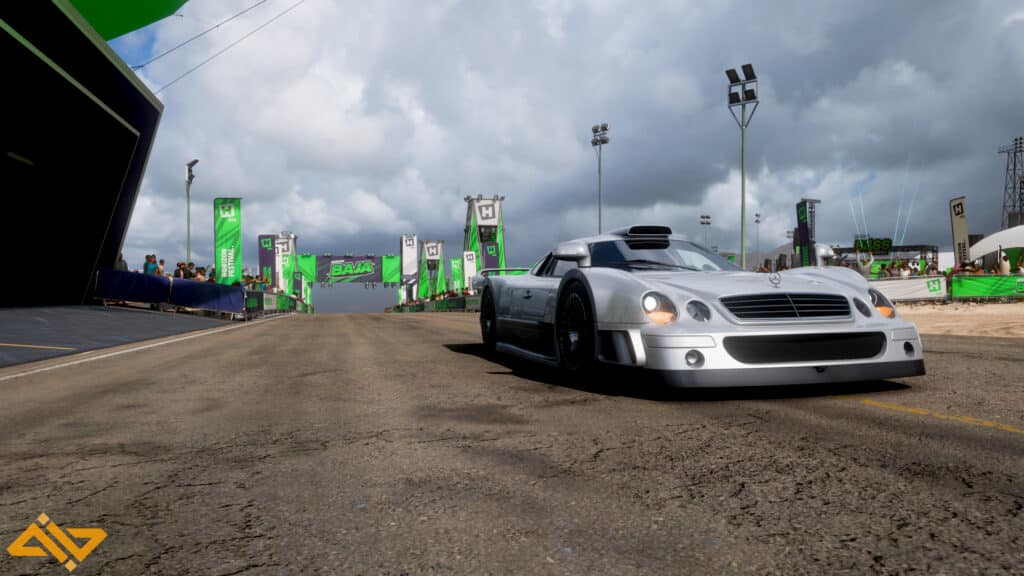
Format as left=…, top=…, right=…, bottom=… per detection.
left=556, top=283, right=595, bottom=373
left=480, top=289, right=497, bottom=352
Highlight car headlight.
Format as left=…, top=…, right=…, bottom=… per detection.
left=868, top=288, right=896, bottom=319
left=685, top=300, right=712, bottom=322
left=642, top=292, right=677, bottom=324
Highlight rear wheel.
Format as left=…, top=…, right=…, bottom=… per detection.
left=556, top=283, right=595, bottom=373
left=480, top=289, right=497, bottom=352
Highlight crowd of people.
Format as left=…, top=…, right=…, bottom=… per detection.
left=115, top=253, right=223, bottom=283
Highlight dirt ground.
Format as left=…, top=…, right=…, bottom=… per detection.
left=899, top=300, right=1024, bottom=338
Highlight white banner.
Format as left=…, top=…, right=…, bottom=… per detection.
left=463, top=251, right=478, bottom=291
left=400, top=234, right=417, bottom=277
left=273, top=235, right=295, bottom=290
left=423, top=241, right=442, bottom=261
left=949, top=197, right=969, bottom=265
left=869, top=276, right=947, bottom=302
left=473, top=198, right=501, bottom=227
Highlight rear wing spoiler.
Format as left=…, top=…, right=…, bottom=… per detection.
left=472, top=268, right=531, bottom=290
left=478, top=268, right=530, bottom=277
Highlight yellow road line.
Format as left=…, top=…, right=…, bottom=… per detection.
left=854, top=398, right=1024, bottom=436
left=0, top=342, right=76, bottom=351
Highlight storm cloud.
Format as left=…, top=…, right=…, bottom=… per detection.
left=111, top=0, right=1024, bottom=310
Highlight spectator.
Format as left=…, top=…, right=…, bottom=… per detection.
left=998, top=253, right=1011, bottom=276
left=193, top=267, right=207, bottom=282
left=114, top=253, right=128, bottom=271
left=1017, top=254, right=1024, bottom=275
left=207, top=269, right=216, bottom=283
left=173, top=262, right=186, bottom=278
left=854, top=248, right=874, bottom=279
left=157, top=258, right=166, bottom=276
left=186, top=262, right=195, bottom=279
left=143, top=254, right=158, bottom=275
left=899, top=262, right=910, bottom=279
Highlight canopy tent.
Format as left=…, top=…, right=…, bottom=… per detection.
left=69, top=0, right=189, bottom=40
left=970, top=225, right=1024, bottom=260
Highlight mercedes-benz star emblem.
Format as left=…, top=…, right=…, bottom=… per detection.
left=768, top=272, right=782, bottom=288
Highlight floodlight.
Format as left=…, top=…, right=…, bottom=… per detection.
left=729, top=92, right=741, bottom=105
left=601, top=123, right=608, bottom=131
left=743, top=88, right=757, bottom=102
left=592, top=125, right=600, bottom=134
left=741, top=63, right=756, bottom=81
left=601, top=135, right=610, bottom=144
left=725, top=68, right=740, bottom=84
left=187, top=158, right=199, bottom=168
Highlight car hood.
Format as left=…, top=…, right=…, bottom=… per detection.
left=636, top=270, right=857, bottom=301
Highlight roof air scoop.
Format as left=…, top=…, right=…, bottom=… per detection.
left=626, top=225, right=672, bottom=236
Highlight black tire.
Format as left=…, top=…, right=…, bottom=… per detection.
left=480, top=288, right=497, bottom=352
left=556, top=282, right=595, bottom=373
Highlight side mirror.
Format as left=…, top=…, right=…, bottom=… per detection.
left=552, top=241, right=587, bottom=261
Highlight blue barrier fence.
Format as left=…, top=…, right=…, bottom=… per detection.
left=96, top=269, right=245, bottom=314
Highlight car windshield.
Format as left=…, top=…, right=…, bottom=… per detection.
left=588, top=238, right=740, bottom=272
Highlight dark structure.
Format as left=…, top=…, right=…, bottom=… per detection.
left=1, top=3, right=162, bottom=306
left=999, top=136, right=1024, bottom=229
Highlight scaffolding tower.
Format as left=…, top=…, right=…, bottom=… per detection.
left=999, top=136, right=1024, bottom=229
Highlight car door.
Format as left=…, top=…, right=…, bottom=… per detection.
left=519, top=257, right=576, bottom=355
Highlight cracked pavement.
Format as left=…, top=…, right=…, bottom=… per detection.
left=0, top=313, right=1021, bottom=575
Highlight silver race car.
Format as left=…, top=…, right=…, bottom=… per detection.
left=477, top=225, right=924, bottom=387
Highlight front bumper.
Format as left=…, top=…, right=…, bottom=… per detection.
left=659, top=359, right=925, bottom=388
left=598, top=321, right=926, bottom=388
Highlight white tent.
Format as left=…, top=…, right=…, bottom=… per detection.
left=970, top=224, right=1024, bottom=259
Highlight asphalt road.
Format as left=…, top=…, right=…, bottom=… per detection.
left=0, top=313, right=1021, bottom=575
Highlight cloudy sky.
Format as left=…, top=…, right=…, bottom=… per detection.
left=110, top=0, right=1024, bottom=311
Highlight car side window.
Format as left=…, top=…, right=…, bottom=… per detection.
left=532, top=254, right=552, bottom=276
left=545, top=259, right=577, bottom=278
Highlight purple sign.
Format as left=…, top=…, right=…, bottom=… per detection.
left=258, top=234, right=276, bottom=287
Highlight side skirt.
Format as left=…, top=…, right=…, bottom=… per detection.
left=496, top=342, right=560, bottom=368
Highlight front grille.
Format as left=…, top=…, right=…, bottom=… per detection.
left=723, top=333, right=886, bottom=364
left=719, top=293, right=850, bottom=320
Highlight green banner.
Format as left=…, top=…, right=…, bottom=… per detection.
left=70, top=0, right=190, bottom=40
left=382, top=255, right=400, bottom=284
left=281, top=253, right=296, bottom=297
left=214, top=198, right=242, bottom=285
left=297, top=254, right=317, bottom=308
left=950, top=275, right=1024, bottom=298
left=450, top=258, right=463, bottom=292
left=435, top=263, right=447, bottom=294
left=418, top=249, right=430, bottom=299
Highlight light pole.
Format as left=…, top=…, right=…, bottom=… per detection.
left=186, top=159, right=199, bottom=263
left=726, top=63, right=759, bottom=269
left=591, top=123, right=610, bottom=233
left=700, top=214, right=712, bottom=247
left=755, top=212, right=761, bottom=270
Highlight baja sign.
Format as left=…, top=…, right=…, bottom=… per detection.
left=329, top=260, right=376, bottom=283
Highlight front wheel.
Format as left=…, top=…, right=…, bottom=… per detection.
left=480, top=289, right=497, bottom=352
left=556, top=283, right=595, bottom=373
